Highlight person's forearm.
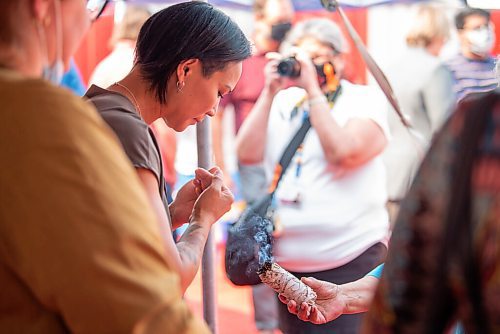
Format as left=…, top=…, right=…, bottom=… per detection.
left=169, top=203, right=186, bottom=230
left=236, top=88, right=275, bottom=164
left=304, top=85, right=362, bottom=167
left=339, top=276, right=379, bottom=314
left=175, top=219, right=212, bottom=292
left=308, top=99, right=386, bottom=169
left=308, top=100, right=352, bottom=165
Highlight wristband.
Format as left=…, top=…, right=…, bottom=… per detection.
left=308, top=95, right=328, bottom=107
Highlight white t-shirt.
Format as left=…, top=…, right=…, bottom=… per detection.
left=264, top=80, right=391, bottom=272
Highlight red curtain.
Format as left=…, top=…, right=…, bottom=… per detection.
left=295, top=8, right=368, bottom=84
left=73, top=11, right=114, bottom=86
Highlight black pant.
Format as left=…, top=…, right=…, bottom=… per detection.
left=278, top=243, right=387, bottom=334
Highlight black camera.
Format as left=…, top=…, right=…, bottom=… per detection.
left=277, top=57, right=301, bottom=78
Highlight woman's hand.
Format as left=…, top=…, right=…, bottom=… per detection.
left=169, top=167, right=220, bottom=228
left=190, top=167, right=234, bottom=226
left=292, top=51, right=323, bottom=97
left=263, top=52, right=289, bottom=97
left=278, top=277, right=346, bottom=324
left=279, top=275, right=379, bottom=324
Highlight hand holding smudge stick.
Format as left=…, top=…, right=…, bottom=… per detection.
left=258, top=262, right=317, bottom=306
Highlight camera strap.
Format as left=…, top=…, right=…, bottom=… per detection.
left=268, top=86, right=342, bottom=194
left=267, top=116, right=311, bottom=194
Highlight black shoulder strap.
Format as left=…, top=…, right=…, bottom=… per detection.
left=268, top=87, right=342, bottom=195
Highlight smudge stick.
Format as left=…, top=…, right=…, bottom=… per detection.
left=258, top=262, right=316, bottom=306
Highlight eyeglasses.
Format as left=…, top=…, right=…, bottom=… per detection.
left=87, top=0, right=110, bottom=21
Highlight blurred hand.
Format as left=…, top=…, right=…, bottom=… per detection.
left=292, top=51, right=323, bottom=96
left=191, top=167, right=234, bottom=226
left=170, top=167, right=217, bottom=227
left=278, top=277, right=346, bottom=324
left=263, top=52, right=289, bottom=96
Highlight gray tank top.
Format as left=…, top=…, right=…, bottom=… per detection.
left=85, top=85, right=172, bottom=226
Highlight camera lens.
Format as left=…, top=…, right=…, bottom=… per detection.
left=277, top=57, right=301, bottom=78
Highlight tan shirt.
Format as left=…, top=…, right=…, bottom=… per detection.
left=0, top=70, right=209, bottom=333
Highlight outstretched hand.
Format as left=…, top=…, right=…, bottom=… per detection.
left=278, top=276, right=346, bottom=324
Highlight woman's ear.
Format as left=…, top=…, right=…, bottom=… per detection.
left=176, top=58, right=199, bottom=82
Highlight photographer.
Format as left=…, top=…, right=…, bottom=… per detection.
left=236, top=18, right=390, bottom=334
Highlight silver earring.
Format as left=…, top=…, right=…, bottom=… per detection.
left=176, top=80, right=185, bottom=93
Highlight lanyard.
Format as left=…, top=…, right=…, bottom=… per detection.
left=294, top=87, right=342, bottom=179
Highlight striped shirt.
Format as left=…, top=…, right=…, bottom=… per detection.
left=445, top=54, right=497, bottom=101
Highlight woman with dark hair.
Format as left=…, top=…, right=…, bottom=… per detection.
left=85, top=1, right=252, bottom=293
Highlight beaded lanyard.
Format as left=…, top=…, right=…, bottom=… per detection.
left=293, top=86, right=343, bottom=179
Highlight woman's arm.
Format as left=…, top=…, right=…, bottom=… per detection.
left=136, top=167, right=232, bottom=293
left=236, top=58, right=286, bottom=164
left=294, top=53, right=387, bottom=170
left=235, top=89, right=275, bottom=164
left=310, top=105, right=388, bottom=169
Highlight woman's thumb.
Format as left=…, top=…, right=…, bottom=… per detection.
left=301, top=276, right=323, bottom=289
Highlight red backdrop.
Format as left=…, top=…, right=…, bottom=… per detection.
left=73, top=10, right=114, bottom=85
left=74, top=7, right=499, bottom=87
left=295, top=8, right=368, bottom=84
left=491, top=10, right=500, bottom=55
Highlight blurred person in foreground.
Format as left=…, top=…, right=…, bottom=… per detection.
left=0, top=0, right=212, bottom=332
left=446, top=7, right=497, bottom=101
left=236, top=18, right=390, bottom=334
left=383, top=4, right=456, bottom=223
left=280, top=77, right=500, bottom=334
left=85, top=1, right=252, bottom=293
left=212, top=0, right=295, bottom=333
left=364, top=91, right=500, bottom=333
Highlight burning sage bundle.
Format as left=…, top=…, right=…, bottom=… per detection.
left=258, top=262, right=317, bottom=306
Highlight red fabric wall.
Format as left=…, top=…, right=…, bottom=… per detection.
left=491, top=10, right=500, bottom=56
left=73, top=11, right=114, bottom=86
left=74, top=7, right=498, bottom=87
left=295, top=8, right=368, bottom=84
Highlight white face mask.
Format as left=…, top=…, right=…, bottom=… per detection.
left=466, top=25, right=495, bottom=57
left=38, top=0, right=64, bottom=85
